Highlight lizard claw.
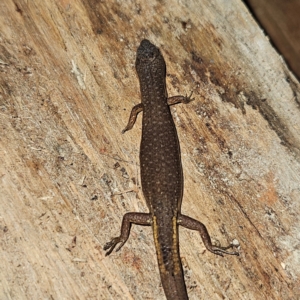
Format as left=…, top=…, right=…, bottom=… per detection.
left=209, top=244, right=239, bottom=256
left=183, top=91, right=195, bottom=104
left=103, top=237, right=120, bottom=256
left=104, top=237, right=127, bottom=256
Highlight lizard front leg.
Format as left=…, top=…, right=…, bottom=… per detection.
left=122, top=103, right=143, bottom=134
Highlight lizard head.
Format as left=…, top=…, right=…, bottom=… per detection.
left=135, top=39, right=166, bottom=73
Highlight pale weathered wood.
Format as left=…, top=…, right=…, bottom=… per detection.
left=0, top=1, right=300, bottom=299
left=244, top=0, right=300, bottom=79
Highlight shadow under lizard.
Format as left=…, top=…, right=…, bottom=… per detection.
left=104, top=39, right=239, bottom=300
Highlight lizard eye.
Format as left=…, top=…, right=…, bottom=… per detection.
left=146, top=50, right=156, bottom=61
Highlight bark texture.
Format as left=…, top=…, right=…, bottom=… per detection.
left=1, top=1, right=300, bottom=299
left=244, top=0, right=300, bottom=79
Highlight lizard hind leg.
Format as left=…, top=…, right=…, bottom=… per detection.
left=103, top=212, right=152, bottom=256
left=178, top=214, right=239, bottom=256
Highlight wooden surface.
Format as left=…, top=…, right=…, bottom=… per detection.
left=1, top=1, right=300, bottom=299
left=244, top=0, right=300, bottom=79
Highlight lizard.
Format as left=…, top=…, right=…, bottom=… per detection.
left=104, top=39, right=239, bottom=300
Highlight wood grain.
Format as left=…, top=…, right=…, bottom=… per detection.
left=0, top=1, right=299, bottom=299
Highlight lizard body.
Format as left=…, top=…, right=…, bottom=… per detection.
left=104, top=39, right=238, bottom=300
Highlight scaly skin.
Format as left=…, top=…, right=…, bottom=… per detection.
left=104, top=39, right=239, bottom=300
